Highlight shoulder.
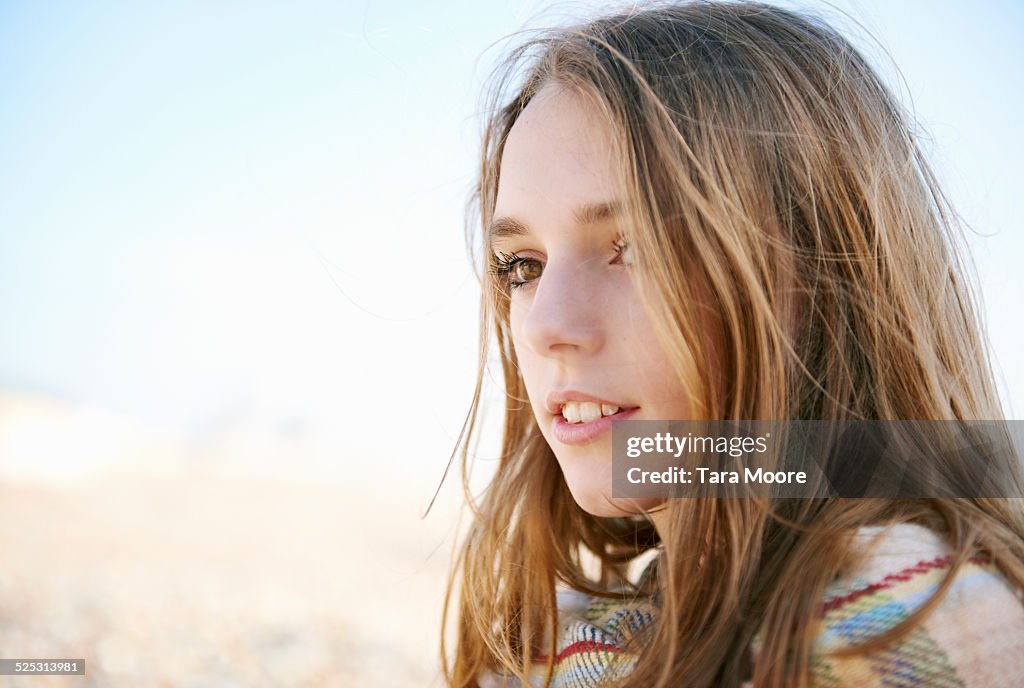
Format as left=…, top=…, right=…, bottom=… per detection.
left=811, top=523, right=1024, bottom=687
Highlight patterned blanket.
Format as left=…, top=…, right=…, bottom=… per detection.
left=481, top=524, right=1024, bottom=687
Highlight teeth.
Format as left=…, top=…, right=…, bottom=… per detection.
left=561, top=401, right=621, bottom=424
left=579, top=403, right=602, bottom=423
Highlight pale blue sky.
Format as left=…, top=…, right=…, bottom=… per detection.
left=1, top=1, right=1021, bottom=480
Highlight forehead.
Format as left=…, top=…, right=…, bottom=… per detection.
left=495, top=85, right=622, bottom=222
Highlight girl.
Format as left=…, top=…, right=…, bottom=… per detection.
left=442, top=2, right=1024, bottom=686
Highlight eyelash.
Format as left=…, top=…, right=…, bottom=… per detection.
left=491, top=238, right=630, bottom=291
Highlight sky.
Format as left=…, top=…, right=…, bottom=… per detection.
left=1, top=0, right=1022, bottom=485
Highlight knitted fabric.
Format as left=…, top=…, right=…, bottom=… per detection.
left=806, top=524, right=1024, bottom=688
left=479, top=524, right=1024, bottom=687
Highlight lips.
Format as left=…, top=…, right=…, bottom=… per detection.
left=550, top=406, right=639, bottom=445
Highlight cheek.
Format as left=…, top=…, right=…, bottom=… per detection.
left=622, top=301, right=694, bottom=413
left=620, top=297, right=668, bottom=368
left=508, top=303, right=529, bottom=368
left=507, top=303, right=543, bottom=396
left=508, top=300, right=525, bottom=341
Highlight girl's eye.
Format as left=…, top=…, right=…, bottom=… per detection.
left=514, top=257, right=544, bottom=283
left=492, top=252, right=544, bottom=290
left=612, top=237, right=633, bottom=265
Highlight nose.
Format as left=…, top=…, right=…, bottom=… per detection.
left=517, top=258, right=604, bottom=357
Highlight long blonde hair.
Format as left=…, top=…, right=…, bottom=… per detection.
left=442, top=3, right=1024, bottom=686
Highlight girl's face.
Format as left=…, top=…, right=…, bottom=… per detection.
left=492, top=85, right=693, bottom=517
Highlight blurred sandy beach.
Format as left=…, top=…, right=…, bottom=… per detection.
left=0, top=391, right=466, bottom=687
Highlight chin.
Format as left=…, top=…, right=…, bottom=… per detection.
left=574, top=494, right=630, bottom=518
left=555, top=447, right=660, bottom=517
left=565, top=480, right=657, bottom=518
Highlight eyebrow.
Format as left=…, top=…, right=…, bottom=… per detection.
left=488, top=201, right=622, bottom=248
